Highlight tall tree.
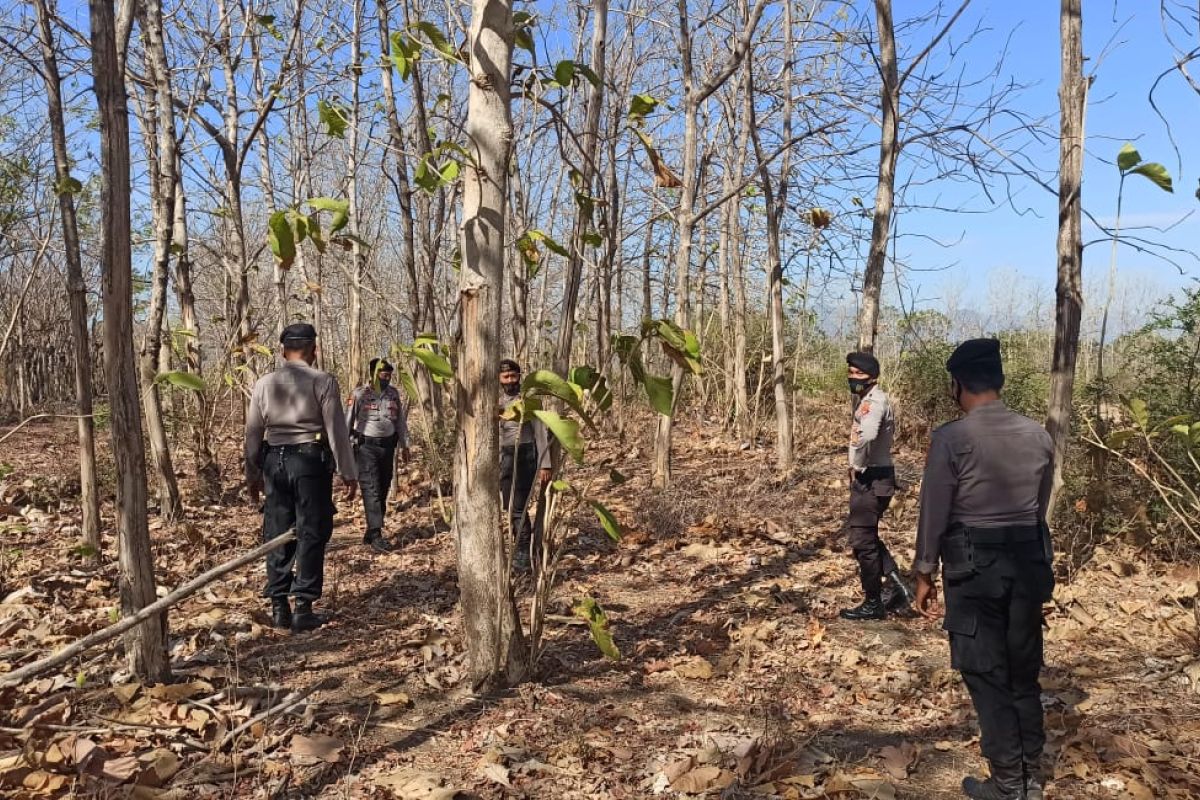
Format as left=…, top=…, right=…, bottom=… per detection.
left=33, top=0, right=101, bottom=554
left=455, top=0, right=526, bottom=690
left=1046, top=0, right=1086, bottom=517
left=89, top=0, right=169, bottom=681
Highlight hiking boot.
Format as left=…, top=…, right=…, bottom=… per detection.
left=291, top=600, right=323, bottom=633
left=882, top=569, right=915, bottom=612
left=364, top=529, right=393, bottom=554
left=963, top=762, right=1026, bottom=799
left=1024, top=775, right=1043, bottom=800
left=270, top=598, right=292, bottom=630
left=839, top=597, right=886, bottom=621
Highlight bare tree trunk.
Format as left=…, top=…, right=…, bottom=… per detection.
left=89, top=0, right=170, bottom=682
left=34, top=0, right=101, bottom=554
left=346, top=0, right=366, bottom=388
left=137, top=0, right=183, bottom=522
left=641, top=217, right=654, bottom=321
left=456, top=0, right=526, bottom=691
left=1047, top=0, right=1086, bottom=519
left=857, top=0, right=899, bottom=353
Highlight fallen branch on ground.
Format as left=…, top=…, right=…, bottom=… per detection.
left=0, top=529, right=296, bottom=689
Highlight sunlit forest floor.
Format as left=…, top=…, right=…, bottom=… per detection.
left=2, top=409, right=1199, bottom=799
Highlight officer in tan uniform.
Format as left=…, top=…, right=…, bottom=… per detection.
left=841, top=352, right=913, bottom=620
left=347, top=358, right=410, bottom=553
left=245, top=323, right=358, bottom=633
left=913, top=338, right=1054, bottom=800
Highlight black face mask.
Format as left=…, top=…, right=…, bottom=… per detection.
left=377, top=378, right=390, bottom=391
left=849, top=378, right=872, bottom=396
left=502, top=380, right=520, bottom=397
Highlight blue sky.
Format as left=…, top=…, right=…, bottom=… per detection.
left=893, top=0, right=1200, bottom=323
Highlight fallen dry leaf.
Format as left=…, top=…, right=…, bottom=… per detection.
left=878, top=742, right=918, bottom=780
left=290, top=734, right=344, bottom=764
left=673, top=656, right=714, bottom=680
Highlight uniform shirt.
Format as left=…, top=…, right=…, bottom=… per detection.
left=913, top=400, right=1053, bottom=575
left=346, top=384, right=408, bottom=446
left=244, top=360, right=358, bottom=482
left=499, top=392, right=552, bottom=470
left=849, top=384, right=894, bottom=471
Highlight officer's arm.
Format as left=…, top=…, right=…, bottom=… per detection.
left=244, top=381, right=266, bottom=483
left=321, top=376, right=359, bottom=481
left=913, top=433, right=956, bottom=575
left=1037, top=435, right=1054, bottom=525
left=345, top=388, right=358, bottom=433
left=849, top=399, right=883, bottom=471
left=396, top=393, right=410, bottom=449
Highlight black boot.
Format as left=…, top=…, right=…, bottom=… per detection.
left=839, top=597, right=886, bottom=621
left=513, top=530, right=533, bottom=573
left=1024, top=760, right=1044, bottom=800
left=881, top=569, right=915, bottom=613
left=291, top=600, right=323, bottom=633
left=271, top=598, right=292, bottom=630
left=962, top=762, right=1026, bottom=799
left=364, top=529, right=393, bottom=554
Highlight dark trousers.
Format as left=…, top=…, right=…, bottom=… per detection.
left=845, top=468, right=898, bottom=598
left=499, top=443, right=537, bottom=544
left=355, top=435, right=396, bottom=537
left=943, top=540, right=1054, bottom=769
left=262, top=443, right=335, bottom=602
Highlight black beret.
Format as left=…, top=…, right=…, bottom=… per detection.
left=499, top=358, right=521, bottom=374
left=946, top=338, right=1003, bottom=380
left=846, top=351, right=880, bottom=378
left=369, top=358, right=394, bottom=373
left=280, top=322, right=317, bottom=344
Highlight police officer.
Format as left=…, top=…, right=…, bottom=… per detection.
left=245, top=323, right=358, bottom=633
left=347, top=358, right=410, bottom=553
left=840, top=352, right=913, bottom=621
left=913, top=339, right=1054, bottom=800
left=498, top=359, right=551, bottom=571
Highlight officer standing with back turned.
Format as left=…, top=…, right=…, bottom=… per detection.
left=913, top=339, right=1054, bottom=800
left=347, top=357, right=410, bottom=554
left=246, top=323, right=358, bottom=634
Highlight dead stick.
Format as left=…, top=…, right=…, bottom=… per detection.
left=218, top=679, right=325, bottom=749
left=0, top=530, right=296, bottom=689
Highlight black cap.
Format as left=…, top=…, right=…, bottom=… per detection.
left=846, top=351, right=881, bottom=378
left=369, top=358, right=394, bottom=374
left=280, top=322, right=317, bottom=345
left=946, top=338, right=1004, bottom=382
left=499, top=358, right=521, bottom=374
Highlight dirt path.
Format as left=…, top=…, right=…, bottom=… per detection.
left=1, top=414, right=1198, bottom=799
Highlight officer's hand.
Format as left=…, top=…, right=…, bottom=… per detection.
left=341, top=477, right=359, bottom=502
left=539, top=468, right=552, bottom=487
left=247, top=478, right=264, bottom=506
left=915, top=572, right=940, bottom=620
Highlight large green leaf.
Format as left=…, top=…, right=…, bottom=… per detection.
left=1128, top=397, right=1150, bottom=429
left=522, top=369, right=593, bottom=427
left=308, top=197, right=350, bottom=234
left=1128, top=162, right=1173, bottom=193
left=573, top=596, right=620, bottom=660
left=410, top=347, right=453, bottom=382
left=267, top=210, right=295, bottom=270
left=642, top=374, right=674, bottom=416
left=612, top=334, right=646, bottom=383
left=317, top=99, right=349, bottom=138
left=553, top=60, right=576, bottom=87
left=589, top=500, right=622, bottom=542
left=1104, top=429, right=1137, bottom=450
left=389, top=32, right=418, bottom=81
left=54, top=175, right=83, bottom=196
left=1117, top=142, right=1141, bottom=172
left=397, top=367, right=420, bottom=404
left=513, top=11, right=536, bottom=54
left=526, top=229, right=569, bottom=257
left=414, top=21, right=457, bottom=59
left=533, top=410, right=584, bottom=463
left=156, top=370, right=205, bottom=392
left=568, top=365, right=600, bottom=391
left=628, top=93, right=659, bottom=123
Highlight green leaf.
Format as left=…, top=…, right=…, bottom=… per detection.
left=317, top=99, right=349, bottom=138
left=414, top=21, right=457, bottom=60
left=573, top=596, right=620, bottom=660
left=308, top=196, right=350, bottom=234
left=255, top=14, right=283, bottom=40
left=533, top=410, right=584, bottom=463
left=1171, top=423, right=1191, bottom=440
left=55, top=174, right=83, bottom=196
left=554, top=60, right=577, bottom=87
left=1104, top=429, right=1137, bottom=450
left=398, top=368, right=419, bottom=404
left=1128, top=162, right=1173, bottom=193
left=523, top=370, right=595, bottom=429
left=526, top=229, right=569, bottom=257
left=1117, top=142, right=1141, bottom=172
left=642, top=374, right=673, bottom=416
left=410, top=348, right=453, bottom=382
left=1128, top=397, right=1150, bottom=429
left=589, top=500, right=622, bottom=542
left=267, top=210, right=296, bottom=270
left=628, top=93, right=659, bottom=122
left=568, top=365, right=600, bottom=391
left=156, top=370, right=206, bottom=391
left=582, top=231, right=603, bottom=248
left=551, top=479, right=573, bottom=493
left=575, top=63, right=601, bottom=88
left=389, top=32, right=418, bottom=81
left=513, top=11, right=536, bottom=54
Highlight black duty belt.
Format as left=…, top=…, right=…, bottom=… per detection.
left=360, top=434, right=397, bottom=445
left=960, top=525, right=1042, bottom=546
left=267, top=440, right=327, bottom=451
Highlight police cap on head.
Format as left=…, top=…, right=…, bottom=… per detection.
left=499, top=358, right=521, bottom=374
left=846, top=351, right=881, bottom=378
left=369, top=357, right=394, bottom=374
left=946, top=338, right=1004, bottom=384
left=280, top=322, right=317, bottom=345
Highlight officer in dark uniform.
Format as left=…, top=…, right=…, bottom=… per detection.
left=913, top=339, right=1054, bottom=800
left=498, top=359, right=551, bottom=571
left=841, top=352, right=914, bottom=621
left=245, top=323, right=358, bottom=633
left=347, top=358, right=410, bottom=553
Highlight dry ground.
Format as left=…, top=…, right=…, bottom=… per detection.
left=1, top=406, right=1199, bottom=799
